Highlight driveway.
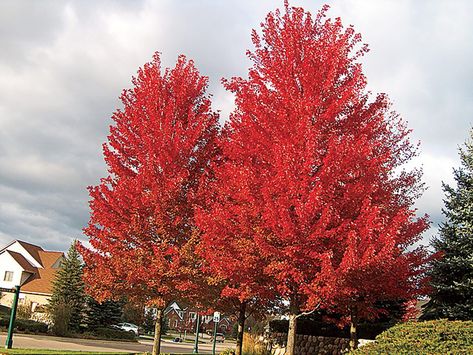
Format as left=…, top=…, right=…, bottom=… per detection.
left=0, top=333, right=233, bottom=354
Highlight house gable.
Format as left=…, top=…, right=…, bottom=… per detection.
left=7, top=251, right=37, bottom=273
left=0, top=240, right=44, bottom=268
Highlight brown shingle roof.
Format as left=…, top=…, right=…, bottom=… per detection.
left=17, top=240, right=44, bottom=267
left=21, top=251, right=64, bottom=295
left=6, top=251, right=37, bottom=273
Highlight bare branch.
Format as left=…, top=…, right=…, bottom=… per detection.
left=295, top=304, right=320, bottom=319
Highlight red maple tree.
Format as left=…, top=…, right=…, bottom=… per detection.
left=80, top=53, right=219, bottom=355
left=220, top=3, right=429, bottom=353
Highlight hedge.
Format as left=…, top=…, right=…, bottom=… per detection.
left=91, top=327, right=136, bottom=340
left=350, top=319, right=473, bottom=354
left=0, top=316, right=48, bottom=333
left=269, top=319, right=392, bottom=340
left=0, top=305, right=11, bottom=315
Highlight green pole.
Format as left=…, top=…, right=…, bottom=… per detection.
left=193, top=314, right=200, bottom=354
left=212, top=319, right=218, bottom=355
left=5, top=286, right=20, bottom=349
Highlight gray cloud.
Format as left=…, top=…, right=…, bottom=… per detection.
left=0, top=0, right=472, bottom=251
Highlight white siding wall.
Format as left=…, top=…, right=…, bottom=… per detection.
left=0, top=252, right=24, bottom=288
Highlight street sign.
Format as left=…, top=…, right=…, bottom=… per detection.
left=0, top=288, right=15, bottom=293
left=213, top=311, right=220, bottom=323
left=212, top=312, right=220, bottom=355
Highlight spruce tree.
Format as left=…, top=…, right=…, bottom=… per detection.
left=423, top=132, right=473, bottom=320
left=83, top=297, right=122, bottom=329
left=48, top=241, right=85, bottom=333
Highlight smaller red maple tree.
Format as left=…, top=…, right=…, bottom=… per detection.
left=310, top=183, right=430, bottom=349
left=80, top=53, right=219, bottom=355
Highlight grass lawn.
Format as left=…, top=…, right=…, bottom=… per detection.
left=0, top=350, right=138, bottom=355
left=0, top=351, right=211, bottom=355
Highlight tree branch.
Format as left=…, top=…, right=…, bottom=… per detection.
left=295, top=304, right=320, bottom=319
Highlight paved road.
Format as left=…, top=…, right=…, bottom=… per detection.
left=0, top=333, right=233, bottom=354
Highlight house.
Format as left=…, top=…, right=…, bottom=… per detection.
left=164, top=301, right=196, bottom=332
left=163, top=300, right=235, bottom=335
left=201, top=313, right=234, bottom=334
left=0, top=240, right=64, bottom=312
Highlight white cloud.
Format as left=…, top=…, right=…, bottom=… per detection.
left=0, top=0, right=471, bottom=250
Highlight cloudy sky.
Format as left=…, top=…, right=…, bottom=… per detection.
left=0, top=0, right=472, bottom=251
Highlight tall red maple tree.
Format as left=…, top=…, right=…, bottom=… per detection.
left=221, top=3, right=429, bottom=354
left=80, top=53, right=219, bottom=355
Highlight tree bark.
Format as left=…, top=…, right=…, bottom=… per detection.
left=349, top=306, right=358, bottom=350
left=286, top=300, right=299, bottom=355
left=235, top=301, right=247, bottom=355
left=152, top=309, right=163, bottom=355
left=286, top=313, right=298, bottom=355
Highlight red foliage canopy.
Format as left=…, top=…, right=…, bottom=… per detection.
left=80, top=53, right=219, bottom=308
left=213, top=2, right=429, bottom=320
left=196, top=131, right=276, bottom=307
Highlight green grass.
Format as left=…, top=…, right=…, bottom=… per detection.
left=0, top=350, right=138, bottom=355
left=0, top=351, right=211, bottom=355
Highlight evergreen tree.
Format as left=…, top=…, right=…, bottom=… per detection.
left=48, top=241, right=85, bottom=334
left=83, top=297, right=123, bottom=330
left=423, top=132, right=473, bottom=320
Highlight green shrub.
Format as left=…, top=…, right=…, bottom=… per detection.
left=0, top=316, right=9, bottom=327
left=350, top=319, right=473, bottom=354
left=0, top=315, right=48, bottom=333
left=92, top=327, right=136, bottom=340
left=15, top=319, right=48, bottom=333
left=0, top=305, right=11, bottom=315
left=16, top=302, right=33, bottom=320
left=50, top=302, right=72, bottom=336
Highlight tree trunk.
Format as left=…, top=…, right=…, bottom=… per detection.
left=349, top=306, right=358, bottom=350
left=235, top=301, right=247, bottom=355
left=286, top=313, right=298, bottom=355
left=152, top=309, right=163, bottom=355
left=286, top=299, right=299, bottom=355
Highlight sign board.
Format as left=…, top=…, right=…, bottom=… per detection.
left=213, top=311, right=220, bottom=323
left=0, top=288, right=15, bottom=293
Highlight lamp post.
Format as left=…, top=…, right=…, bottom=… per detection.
left=5, top=285, right=21, bottom=349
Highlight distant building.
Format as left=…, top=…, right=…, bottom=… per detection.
left=164, top=300, right=235, bottom=335
left=0, top=240, right=64, bottom=313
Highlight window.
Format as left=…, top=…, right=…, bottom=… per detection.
left=3, top=271, right=13, bottom=282
left=189, top=312, right=196, bottom=320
